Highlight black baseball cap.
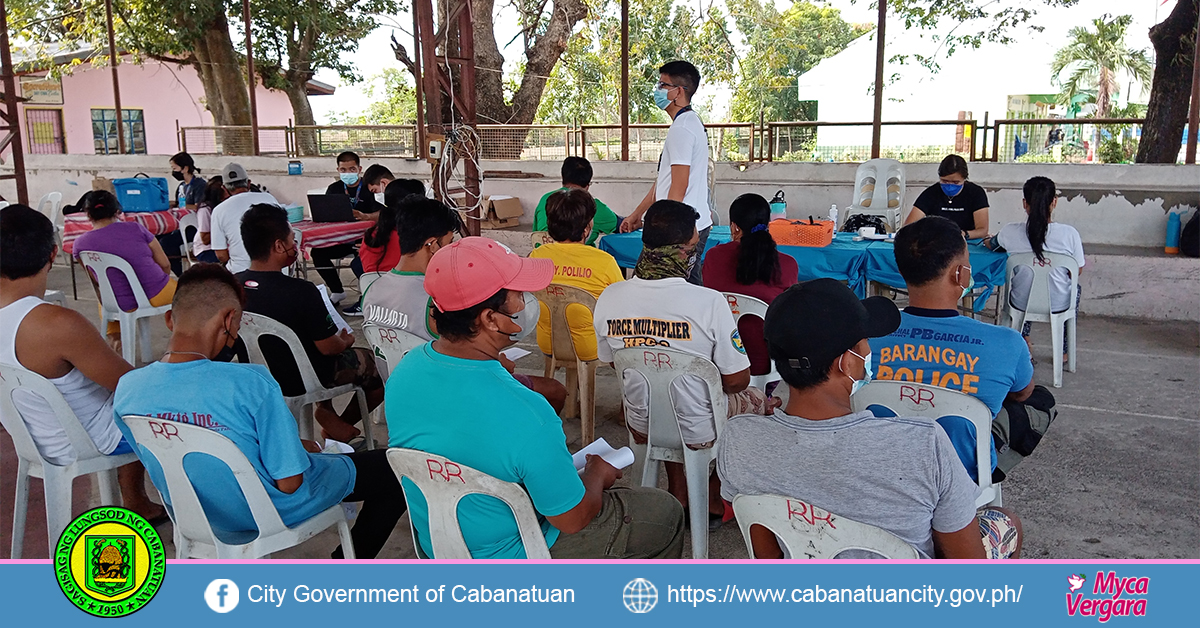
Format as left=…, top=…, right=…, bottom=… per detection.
left=764, top=278, right=900, bottom=376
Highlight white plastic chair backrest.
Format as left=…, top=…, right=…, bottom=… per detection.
left=721, top=292, right=769, bottom=324
left=386, top=448, right=552, bottom=559
left=534, top=284, right=598, bottom=363
left=76, top=251, right=159, bottom=315
left=530, top=231, right=555, bottom=249
left=851, top=380, right=993, bottom=497
left=359, top=271, right=386, bottom=295
left=0, top=200, right=9, bottom=209
left=851, top=159, right=904, bottom=212
left=177, top=212, right=198, bottom=259
left=239, top=312, right=325, bottom=394
left=121, top=415, right=290, bottom=543
left=732, top=493, right=919, bottom=559
left=0, top=362, right=109, bottom=466
left=612, top=347, right=727, bottom=450
left=1005, top=252, right=1080, bottom=315
left=37, top=191, right=64, bottom=221
left=362, top=323, right=425, bottom=379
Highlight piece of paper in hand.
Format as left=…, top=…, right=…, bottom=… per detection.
left=571, top=437, right=635, bottom=474
left=322, top=439, right=354, bottom=455
left=316, top=284, right=353, bottom=334
left=500, top=347, right=531, bottom=362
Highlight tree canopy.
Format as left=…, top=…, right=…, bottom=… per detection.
left=1050, top=14, right=1153, bottom=117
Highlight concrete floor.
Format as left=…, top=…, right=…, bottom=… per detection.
left=2, top=243, right=1197, bottom=559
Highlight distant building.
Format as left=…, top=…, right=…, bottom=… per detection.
left=13, top=45, right=333, bottom=156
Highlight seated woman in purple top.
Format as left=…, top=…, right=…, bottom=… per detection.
left=72, top=190, right=177, bottom=351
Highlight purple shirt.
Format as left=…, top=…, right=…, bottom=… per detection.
left=74, top=221, right=171, bottom=311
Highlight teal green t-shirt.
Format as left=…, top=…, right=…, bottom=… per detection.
left=385, top=344, right=585, bottom=558
left=533, top=187, right=619, bottom=246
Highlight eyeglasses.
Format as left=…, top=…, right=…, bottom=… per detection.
left=655, top=81, right=679, bottom=90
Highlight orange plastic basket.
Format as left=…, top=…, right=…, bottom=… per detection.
left=768, top=217, right=835, bottom=247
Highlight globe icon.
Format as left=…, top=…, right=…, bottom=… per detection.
left=623, top=578, right=658, bottom=613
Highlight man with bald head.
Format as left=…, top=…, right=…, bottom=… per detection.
left=113, top=263, right=405, bottom=558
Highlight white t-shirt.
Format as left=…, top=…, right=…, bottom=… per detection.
left=656, top=109, right=713, bottom=231
left=210, top=191, right=280, bottom=274
left=593, top=277, right=750, bottom=444
left=996, top=222, right=1085, bottom=313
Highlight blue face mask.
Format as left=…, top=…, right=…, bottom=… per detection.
left=958, top=265, right=975, bottom=300
left=653, top=88, right=672, bottom=110
left=340, top=171, right=359, bottom=186
left=844, top=349, right=873, bottom=395
left=941, top=182, right=964, bottom=197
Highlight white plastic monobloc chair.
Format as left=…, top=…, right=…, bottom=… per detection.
left=77, top=251, right=171, bottom=365
left=852, top=379, right=1001, bottom=507
left=176, top=212, right=199, bottom=265
left=36, top=191, right=64, bottom=221
left=43, top=290, right=67, bottom=307
left=0, top=200, right=9, bottom=209
left=361, top=323, right=426, bottom=380
left=358, top=271, right=386, bottom=297
left=612, top=346, right=727, bottom=559
left=732, top=493, right=919, bottom=559
left=121, top=415, right=355, bottom=559
left=721, top=292, right=778, bottom=390
left=0, top=363, right=138, bottom=557
left=845, top=159, right=905, bottom=231
left=238, top=312, right=375, bottom=447
left=535, top=284, right=600, bottom=446
left=530, top=231, right=555, bottom=249
left=386, top=448, right=551, bottom=559
left=1005, top=252, right=1079, bottom=388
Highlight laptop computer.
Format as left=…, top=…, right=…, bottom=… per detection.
left=309, top=194, right=355, bottom=223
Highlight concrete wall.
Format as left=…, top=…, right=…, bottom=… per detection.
left=6, top=154, right=1198, bottom=321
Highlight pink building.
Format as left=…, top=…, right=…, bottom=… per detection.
left=15, top=47, right=332, bottom=156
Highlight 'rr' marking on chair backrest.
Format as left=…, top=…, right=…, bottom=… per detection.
left=426, top=459, right=465, bottom=483
left=786, top=499, right=836, bottom=529
left=148, top=420, right=182, bottom=441
left=546, top=285, right=566, bottom=297
left=899, top=384, right=936, bottom=407
left=725, top=295, right=741, bottom=316
left=642, top=351, right=673, bottom=369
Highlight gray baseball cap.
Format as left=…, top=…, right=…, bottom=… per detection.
left=222, top=163, right=249, bottom=186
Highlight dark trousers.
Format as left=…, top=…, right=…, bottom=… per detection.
left=332, top=448, right=407, bottom=559
left=195, top=249, right=220, bottom=264
left=310, top=243, right=360, bottom=293
left=156, top=231, right=185, bottom=277
left=687, top=227, right=711, bottom=286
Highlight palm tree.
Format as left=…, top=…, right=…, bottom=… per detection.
left=1051, top=14, right=1153, bottom=117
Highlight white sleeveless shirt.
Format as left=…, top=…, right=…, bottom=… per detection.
left=0, top=296, right=121, bottom=464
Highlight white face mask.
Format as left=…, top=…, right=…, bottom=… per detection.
left=374, top=192, right=386, bottom=205
left=500, top=292, right=540, bottom=343
left=842, top=349, right=873, bottom=395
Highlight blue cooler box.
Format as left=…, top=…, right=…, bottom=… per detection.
left=111, top=174, right=170, bottom=213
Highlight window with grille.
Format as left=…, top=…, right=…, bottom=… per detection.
left=91, top=109, right=147, bottom=155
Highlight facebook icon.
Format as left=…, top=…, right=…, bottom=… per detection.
left=204, top=579, right=240, bottom=613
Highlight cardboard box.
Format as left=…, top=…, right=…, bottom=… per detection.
left=482, top=195, right=523, bottom=229
left=92, top=176, right=115, bottom=194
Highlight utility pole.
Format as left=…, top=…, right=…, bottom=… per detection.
left=104, top=0, right=126, bottom=154
left=871, top=0, right=887, bottom=159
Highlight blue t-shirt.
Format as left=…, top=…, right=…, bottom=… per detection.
left=113, top=360, right=356, bottom=542
left=868, top=308, right=1032, bottom=482
left=386, top=344, right=585, bottom=559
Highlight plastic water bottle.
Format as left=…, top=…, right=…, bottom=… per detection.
left=769, top=190, right=788, bottom=220
left=1166, top=211, right=1181, bottom=254
left=828, top=204, right=838, bottom=227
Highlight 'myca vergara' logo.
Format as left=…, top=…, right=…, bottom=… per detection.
left=1066, top=571, right=1148, bottom=622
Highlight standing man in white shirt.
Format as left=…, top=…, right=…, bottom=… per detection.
left=620, top=60, right=712, bottom=285
left=209, top=163, right=281, bottom=274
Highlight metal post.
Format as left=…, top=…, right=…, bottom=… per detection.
left=870, top=0, right=887, bottom=159
left=104, top=0, right=126, bottom=154
left=620, top=0, right=629, bottom=161
left=412, top=5, right=426, bottom=159
left=458, top=0, right=480, bottom=236
left=0, top=0, right=29, bottom=204
left=1186, top=17, right=1200, bottom=164
left=242, top=0, right=259, bottom=156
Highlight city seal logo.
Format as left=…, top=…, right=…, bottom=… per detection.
left=55, top=507, right=166, bottom=617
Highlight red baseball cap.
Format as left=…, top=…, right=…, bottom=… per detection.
left=425, top=236, right=554, bottom=312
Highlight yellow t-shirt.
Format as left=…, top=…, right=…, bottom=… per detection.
left=529, top=242, right=624, bottom=362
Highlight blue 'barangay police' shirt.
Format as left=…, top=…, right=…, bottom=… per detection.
left=868, top=308, right=1033, bottom=482
left=114, top=360, right=356, bottom=540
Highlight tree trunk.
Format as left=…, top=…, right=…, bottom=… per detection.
left=285, top=78, right=319, bottom=155
left=200, top=12, right=252, bottom=128
left=471, top=0, right=587, bottom=159
left=1136, top=0, right=1197, bottom=163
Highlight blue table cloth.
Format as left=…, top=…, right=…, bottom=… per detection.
left=863, top=240, right=1009, bottom=309
left=599, top=227, right=874, bottom=296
